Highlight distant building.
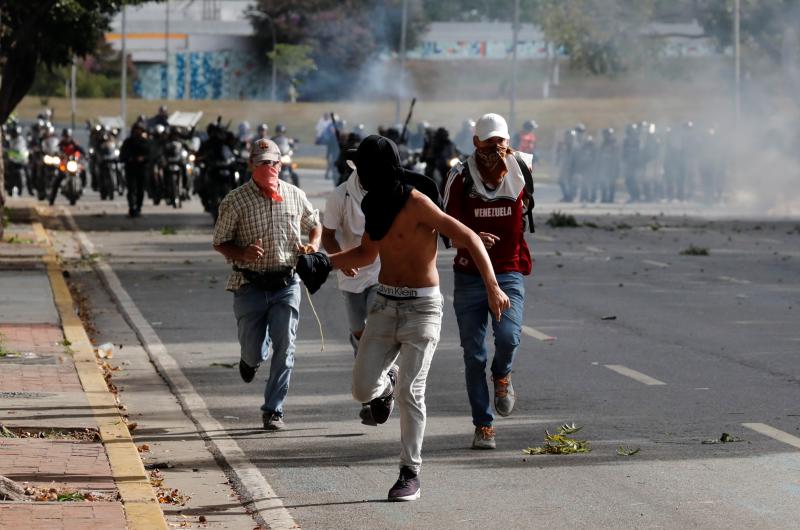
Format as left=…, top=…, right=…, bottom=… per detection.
left=106, top=0, right=268, bottom=100
left=106, top=2, right=720, bottom=100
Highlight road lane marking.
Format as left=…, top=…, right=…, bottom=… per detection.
left=642, top=259, right=669, bottom=268
left=59, top=209, right=298, bottom=530
left=522, top=325, right=556, bottom=342
left=742, top=423, right=800, bottom=450
left=718, top=276, right=751, bottom=285
left=586, top=246, right=603, bottom=253
left=604, top=364, right=666, bottom=386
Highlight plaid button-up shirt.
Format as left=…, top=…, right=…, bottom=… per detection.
left=213, top=180, right=320, bottom=291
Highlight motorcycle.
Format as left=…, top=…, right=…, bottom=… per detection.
left=274, top=136, right=299, bottom=187
left=37, top=137, right=61, bottom=201
left=50, top=153, right=84, bottom=206
left=3, top=136, right=30, bottom=196
left=199, top=145, right=239, bottom=222
left=161, top=140, right=190, bottom=208
left=97, top=135, right=124, bottom=200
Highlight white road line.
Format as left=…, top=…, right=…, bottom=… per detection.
left=585, top=246, right=603, bottom=253
left=742, top=423, right=800, bottom=450
left=718, top=276, right=751, bottom=285
left=604, top=364, right=666, bottom=386
left=521, top=325, right=556, bottom=342
left=60, top=209, right=297, bottom=530
left=642, top=259, right=669, bottom=268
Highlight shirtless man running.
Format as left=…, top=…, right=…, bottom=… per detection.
left=326, top=135, right=509, bottom=502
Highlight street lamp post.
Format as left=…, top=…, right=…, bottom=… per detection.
left=734, top=0, right=741, bottom=125
left=121, top=5, right=127, bottom=134
left=263, top=14, right=277, bottom=101
left=164, top=0, right=170, bottom=99
left=509, top=0, right=520, bottom=133
left=395, top=0, right=409, bottom=124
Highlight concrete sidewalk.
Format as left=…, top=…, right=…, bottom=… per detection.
left=0, top=207, right=166, bottom=530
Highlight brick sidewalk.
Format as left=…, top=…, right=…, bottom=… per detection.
left=0, top=503, right=126, bottom=530
left=1, top=225, right=128, bottom=529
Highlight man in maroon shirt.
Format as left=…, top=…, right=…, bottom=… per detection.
left=443, top=113, right=533, bottom=450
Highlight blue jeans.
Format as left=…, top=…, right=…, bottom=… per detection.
left=453, top=271, right=525, bottom=427
left=233, top=278, right=301, bottom=416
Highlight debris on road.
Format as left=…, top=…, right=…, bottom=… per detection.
left=601, top=315, right=617, bottom=320
left=97, top=342, right=114, bottom=359
left=702, top=432, right=745, bottom=444
left=210, top=362, right=237, bottom=368
left=617, top=446, right=640, bottom=456
left=680, top=245, right=710, bottom=256
left=160, top=226, right=177, bottom=235
left=523, top=424, right=590, bottom=455
left=546, top=211, right=580, bottom=228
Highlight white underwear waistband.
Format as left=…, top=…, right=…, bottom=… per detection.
left=377, top=284, right=440, bottom=299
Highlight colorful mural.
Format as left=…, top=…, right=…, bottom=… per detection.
left=135, top=50, right=271, bottom=100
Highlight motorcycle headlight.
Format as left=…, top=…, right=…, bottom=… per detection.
left=280, top=155, right=291, bottom=165
left=44, top=155, right=58, bottom=165
left=66, top=160, right=79, bottom=173
left=188, top=154, right=196, bottom=162
left=114, top=149, right=120, bottom=157
left=449, top=157, right=460, bottom=168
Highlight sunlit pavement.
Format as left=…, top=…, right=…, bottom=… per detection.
left=22, top=168, right=800, bottom=529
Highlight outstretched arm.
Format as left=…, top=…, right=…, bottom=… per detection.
left=328, top=232, right=379, bottom=271
left=412, top=191, right=509, bottom=320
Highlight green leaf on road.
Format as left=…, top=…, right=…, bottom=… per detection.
left=57, top=491, right=85, bottom=502
left=617, top=446, right=640, bottom=456
left=523, top=425, right=590, bottom=455
left=160, top=227, right=177, bottom=235
left=558, top=422, right=582, bottom=435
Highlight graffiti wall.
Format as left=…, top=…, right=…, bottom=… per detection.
left=134, top=50, right=271, bottom=100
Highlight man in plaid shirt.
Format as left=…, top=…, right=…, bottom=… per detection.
left=213, top=138, right=321, bottom=431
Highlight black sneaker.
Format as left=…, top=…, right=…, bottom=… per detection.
left=369, top=366, right=398, bottom=425
left=359, top=404, right=377, bottom=426
left=239, top=360, right=258, bottom=383
left=262, top=412, right=285, bottom=431
left=388, top=466, right=420, bottom=502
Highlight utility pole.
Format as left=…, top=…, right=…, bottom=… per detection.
left=121, top=5, right=127, bottom=134
left=395, top=0, right=408, bottom=124
left=70, top=58, right=77, bottom=130
left=509, top=0, right=520, bottom=132
left=734, top=0, right=741, bottom=126
left=164, top=0, right=170, bottom=99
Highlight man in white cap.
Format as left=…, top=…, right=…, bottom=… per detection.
left=442, top=113, right=535, bottom=450
left=213, top=137, right=321, bottom=431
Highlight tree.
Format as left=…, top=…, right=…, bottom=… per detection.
left=267, top=44, right=317, bottom=99
left=0, top=0, right=147, bottom=236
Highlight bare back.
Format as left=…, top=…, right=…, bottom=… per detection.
left=374, top=191, right=439, bottom=288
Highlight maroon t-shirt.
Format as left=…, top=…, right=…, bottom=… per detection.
left=443, top=161, right=532, bottom=276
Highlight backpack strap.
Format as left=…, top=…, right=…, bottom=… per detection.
left=514, top=153, right=536, bottom=233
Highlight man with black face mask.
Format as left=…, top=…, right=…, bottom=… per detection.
left=313, top=135, right=509, bottom=502
left=443, top=113, right=534, bottom=451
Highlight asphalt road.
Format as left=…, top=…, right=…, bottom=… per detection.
left=53, top=170, right=800, bottom=529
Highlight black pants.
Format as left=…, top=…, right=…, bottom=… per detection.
left=126, top=165, right=146, bottom=213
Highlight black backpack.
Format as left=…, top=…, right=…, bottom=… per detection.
left=460, top=153, right=535, bottom=233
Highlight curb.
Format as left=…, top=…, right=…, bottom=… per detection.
left=31, top=213, right=168, bottom=530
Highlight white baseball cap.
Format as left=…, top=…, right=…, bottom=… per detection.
left=474, top=113, right=510, bottom=141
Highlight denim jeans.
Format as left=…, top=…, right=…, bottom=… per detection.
left=233, top=278, right=301, bottom=416
left=342, top=285, right=378, bottom=356
left=351, top=293, right=443, bottom=474
left=453, top=271, right=525, bottom=427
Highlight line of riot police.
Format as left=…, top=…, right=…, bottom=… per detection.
left=556, top=121, right=727, bottom=204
